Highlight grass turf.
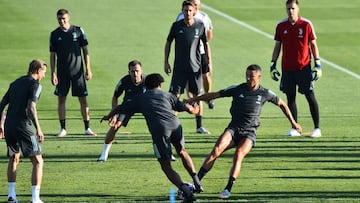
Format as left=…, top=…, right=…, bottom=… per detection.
left=0, top=0, right=359, bottom=202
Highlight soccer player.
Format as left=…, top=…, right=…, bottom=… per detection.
left=270, top=0, right=322, bottom=138
left=101, top=73, right=203, bottom=202
left=175, top=0, right=215, bottom=109
left=185, top=64, right=302, bottom=199
left=0, top=59, right=47, bottom=203
left=50, top=8, right=96, bottom=137
left=164, top=0, right=211, bottom=134
left=97, top=60, right=146, bottom=162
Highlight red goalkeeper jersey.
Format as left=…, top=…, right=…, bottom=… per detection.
left=274, top=16, right=317, bottom=71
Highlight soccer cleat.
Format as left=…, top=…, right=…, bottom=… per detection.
left=208, top=100, right=215, bottom=109
left=171, top=155, right=177, bottom=162
left=7, top=197, right=17, bottom=203
left=183, top=194, right=196, bottom=203
left=56, top=128, right=67, bottom=137
left=219, top=189, right=231, bottom=199
left=196, top=127, right=210, bottom=134
left=310, top=128, right=321, bottom=138
left=284, top=128, right=301, bottom=137
left=85, top=128, right=97, bottom=136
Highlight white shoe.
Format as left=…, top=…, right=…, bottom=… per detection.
left=85, top=128, right=97, bottom=136
left=310, top=128, right=321, bottom=138
left=219, top=189, right=230, bottom=199
left=31, top=200, right=44, bottom=203
left=196, top=127, right=210, bottom=134
left=284, top=128, right=301, bottom=137
left=56, top=128, right=67, bottom=137
left=171, top=155, right=177, bottom=162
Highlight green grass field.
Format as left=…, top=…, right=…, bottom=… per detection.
left=0, top=0, right=360, bottom=202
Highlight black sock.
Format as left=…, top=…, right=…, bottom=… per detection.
left=225, top=176, right=236, bottom=192
left=198, top=167, right=208, bottom=180
left=84, top=120, right=90, bottom=130
left=60, top=119, right=66, bottom=129
left=196, top=115, right=202, bottom=129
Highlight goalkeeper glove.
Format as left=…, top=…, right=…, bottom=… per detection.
left=270, top=60, right=280, bottom=81
left=311, top=58, right=322, bottom=81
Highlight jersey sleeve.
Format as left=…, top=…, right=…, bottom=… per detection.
left=31, top=83, right=42, bottom=103
left=113, top=78, right=125, bottom=98
left=265, top=89, right=279, bottom=105
left=166, top=22, right=176, bottom=42
left=219, top=85, right=238, bottom=97
left=79, top=27, right=89, bottom=47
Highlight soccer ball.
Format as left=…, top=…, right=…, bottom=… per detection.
left=177, top=182, right=194, bottom=200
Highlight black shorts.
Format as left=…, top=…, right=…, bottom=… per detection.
left=54, top=72, right=88, bottom=97
left=152, top=125, right=185, bottom=161
left=5, top=124, right=42, bottom=158
left=226, top=127, right=256, bottom=147
left=280, top=64, right=314, bottom=94
left=169, top=70, right=202, bottom=95
left=201, top=54, right=210, bottom=74
left=116, top=113, right=133, bottom=127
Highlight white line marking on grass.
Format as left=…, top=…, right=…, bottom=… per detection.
left=202, top=4, right=360, bottom=80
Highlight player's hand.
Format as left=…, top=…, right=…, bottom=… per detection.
left=270, top=61, right=280, bottom=81
left=51, top=73, right=58, bottom=86
left=311, top=58, right=322, bottom=81
left=164, top=63, right=172, bottom=76
left=100, top=115, right=111, bottom=123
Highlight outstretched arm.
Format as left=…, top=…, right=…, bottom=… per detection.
left=277, top=98, right=302, bottom=133
left=184, top=92, right=221, bottom=104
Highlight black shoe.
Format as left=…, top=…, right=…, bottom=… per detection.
left=208, top=100, right=215, bottom=109
left=183, top=194, right=196, bottom=203
left=8, top=197, right=17, bottom=203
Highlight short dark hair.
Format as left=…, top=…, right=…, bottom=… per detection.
left=182, top=0, right=195, bottom=9
left=246, top=64, right=262, bottom=72
left=144, top=73, right=164, bottom=89
left=28, top=59, right=47, bottom=74
left=128, top=60, right=142, bottom=70
left=57, top=9, right=69, bottom=16
left=286, top=0, right=299, bottom=5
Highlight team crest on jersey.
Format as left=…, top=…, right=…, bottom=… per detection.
left=72, top=32, right=78, bottom=41
left=298, top=28, right=303, bottom=38
left=194, top=28, right=199, bottom=38
left=256, top=95, right=262, bottom=104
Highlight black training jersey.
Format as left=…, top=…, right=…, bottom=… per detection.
left=120, top=88, right=188, bottom=133
left=0, top=75, right=41, bottom=127
left=49, top=25, right=88, bottom=77
left=113, top=74, right=147, bottom=103
left=167, top=19, right=207, bottom=73
left=219, top=83, right=279, bottom=129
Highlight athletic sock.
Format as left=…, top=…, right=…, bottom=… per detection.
left=31, top=185, right=41, bottom=202
left=196, top=115, right=202, bottom=129
left=99, top=143, right=112, bottom=160
left=84, top=120, right=90, bottom=130
left=198, top=167, right=208, bottom=180
left=8, top=182, right=16, bottom=199
left=225, top=176, right=236, bottom=192
left=60, top=119, right=66, bottom=130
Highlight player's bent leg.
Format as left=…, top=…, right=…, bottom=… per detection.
left=229, top=138, right=253, bottom=178
left=159, top=159, right=183, bottom=187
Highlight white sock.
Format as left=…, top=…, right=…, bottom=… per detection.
left=32, top=185, right=41, bottom=202
left=8, top=182, right=16, bottom=199
left=99, top=143, right=112, bottom=160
